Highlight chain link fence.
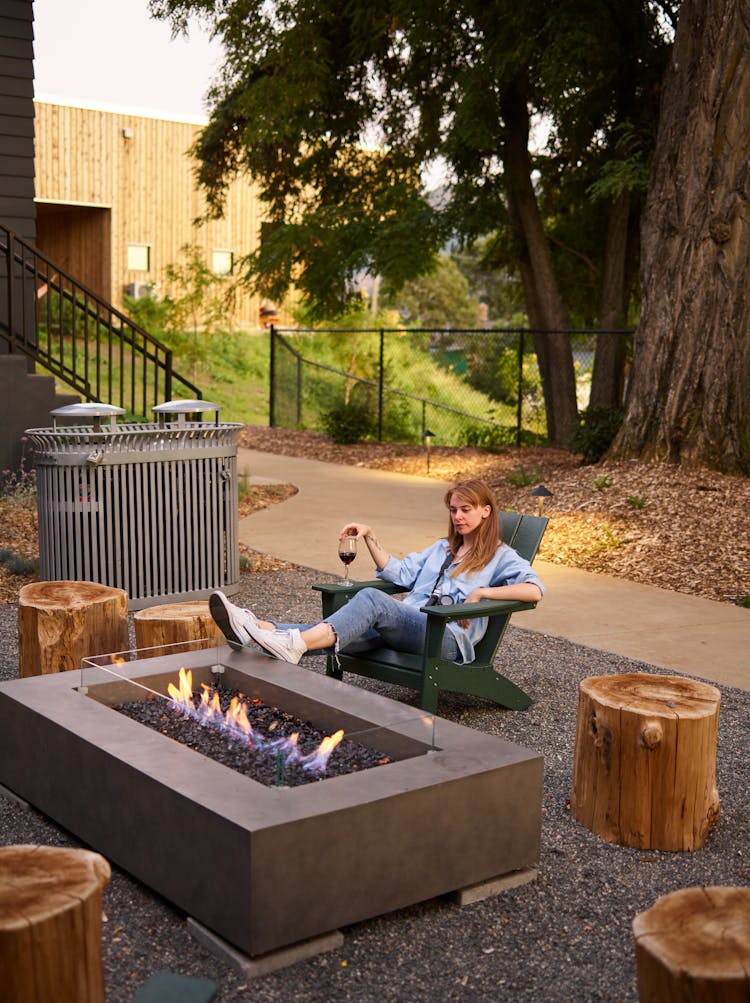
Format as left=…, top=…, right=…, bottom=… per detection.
left=269, top=327, right=632, bottom=447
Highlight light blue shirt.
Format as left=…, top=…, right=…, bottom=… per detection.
left=376, top=538, right=544, bottom=663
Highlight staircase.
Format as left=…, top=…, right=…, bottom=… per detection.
left=0, top=223, right=201, bottom=471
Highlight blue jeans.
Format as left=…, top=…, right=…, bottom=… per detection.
left=274, top=586, right=461, bottom=661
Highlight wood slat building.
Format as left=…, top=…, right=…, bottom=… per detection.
left=33, top=99, right=268, bottom=328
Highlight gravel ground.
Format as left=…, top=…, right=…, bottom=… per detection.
left=1, top=569, right=748, bottom=1002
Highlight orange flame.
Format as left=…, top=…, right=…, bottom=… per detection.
left=167, top=666, right=194, bottom=707
left=225, top=696, right=253, bottom=740
left=319, top=729, right=344, bottom=757
left=165, top=670, right=346, bottom=773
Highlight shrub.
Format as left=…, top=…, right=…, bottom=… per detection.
left=463, top=423, right=516, bottom=452
left=571, top=405, right=624, bottom=463
left=0, top=548, right=37, bottom=576
left=321, top=400, right=375, bottom=444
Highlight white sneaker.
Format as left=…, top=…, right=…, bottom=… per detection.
left=246, top=624, right=307, bottom=665
left=209, top=591, right=259, bottom=649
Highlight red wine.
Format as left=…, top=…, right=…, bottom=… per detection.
left=339, top=552, right=356, bottom=566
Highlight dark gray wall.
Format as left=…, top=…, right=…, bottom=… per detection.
left=0, top=0, right=36, bottom=241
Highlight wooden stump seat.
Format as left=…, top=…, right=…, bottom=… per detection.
left=633, top=886, right=750, bottom=1002
left=570, top=673, right=721, bottom=851
left=134, top=600, right=224, bottom=658
left=0, top=844, right=111, bottom=1003
left=18, top=581, right=129, bottom=678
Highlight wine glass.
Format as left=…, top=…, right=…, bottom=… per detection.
left=338, top=535, right=357, bottom=585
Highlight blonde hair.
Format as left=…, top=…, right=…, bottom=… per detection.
left=443, top=479, right=502, bottom=576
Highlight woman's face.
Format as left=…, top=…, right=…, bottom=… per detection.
left=448, top=493, right=490, bottom=538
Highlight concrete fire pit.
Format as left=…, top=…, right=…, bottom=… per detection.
left=0, top=647, right=543, bottom=958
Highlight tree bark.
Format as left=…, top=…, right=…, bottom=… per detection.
left=590, top=189, right=631, bottom=409
left=501, top=78, right=579, bottom=445
left=612, top=0, right=750, bottom=472
left=18, top=581, right=129, bottom=678
left=0, top=845, right=110, bottom=1003
left=633, top=886, right=750, bottom=1002
left=570, top=673, right=721, bottom=851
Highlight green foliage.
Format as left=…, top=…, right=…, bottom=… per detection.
left=592, top=473, right=613, bottom=492
left=149, top=0, right=670, bottom=328
left=320, top=400, right=375, bottom=444
left=0, top=548, right=37, bottom=577
left=380, top=255, right=482, bottom=329
left=463, top=423, right=517, bottom=452
left=627, top=494, right=648, bottom=510
left=590, top=526, right=630, bottom=552
left=737, top=596, right=750, bottom=609
left=125, top=243, right=237, bottom=383
left=122, top=286, right=167, bottom=336
left=457, top=339, right=542, bottom=407
left=506, top=465, right=542, bottom=488
left=453, top=238, right=527, bottom=326
left=162, top=244, right=235, bottom=336
left=571, top=405, right=624, bottom=464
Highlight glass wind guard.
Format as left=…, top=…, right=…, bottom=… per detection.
left=78, top=642, right=437, bottom=788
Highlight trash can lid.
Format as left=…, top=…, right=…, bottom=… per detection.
left=50, top=403, right=126, bottom=419
left=152, top=399, right=219, bottom=414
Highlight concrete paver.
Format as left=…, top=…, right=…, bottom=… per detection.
left=238, top=448, right=750, bottom=693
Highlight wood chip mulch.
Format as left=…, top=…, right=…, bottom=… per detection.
left=1, top=426, right=748, bottom=607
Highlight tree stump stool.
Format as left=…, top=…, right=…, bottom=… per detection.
left=18, top=581, right=129, bottom=678
left=0, top=844, right=111, bottom=1003
left=570, top=673, right=721, bottom=851
left=134, top=600, right=224, bottom=658
left=633, top=886, right=750, bottom=1002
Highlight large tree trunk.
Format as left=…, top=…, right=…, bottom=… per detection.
left=590, top=190, right=631, bottom=409
left=612, top=0, right=750, bottom=473
left=501, top=79, right=579, bottom=446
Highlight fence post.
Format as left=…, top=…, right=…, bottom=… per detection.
left=6, top=232, right=14, bottom=349
left=164, top=347, right=173, bottom=403
left=516, top=330, right=524, bottom=448
left=269, top=324, right=276, bottom=427
left=378, top=328, right=384, bottom=441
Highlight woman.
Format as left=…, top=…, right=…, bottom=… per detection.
left=209, top=479, right=544, bottom=665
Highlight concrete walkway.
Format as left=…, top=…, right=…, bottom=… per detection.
left=237, top=448, right=750, bottom=693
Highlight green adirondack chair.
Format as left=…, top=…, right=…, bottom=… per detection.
left=312, top=512, right=548, bottom=714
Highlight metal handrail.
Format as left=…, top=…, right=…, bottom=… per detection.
left=0, top=224, right=201, bottom=416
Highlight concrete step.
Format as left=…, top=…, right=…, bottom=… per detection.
left=0, top=355, right=80, bottom=470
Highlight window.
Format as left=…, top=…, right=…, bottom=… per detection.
left=212, top=249, right=234, bottom=275
left=127, top=243, right=151, bottom=272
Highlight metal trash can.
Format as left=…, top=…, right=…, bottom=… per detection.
left=26, top=400, right=242, bottom=609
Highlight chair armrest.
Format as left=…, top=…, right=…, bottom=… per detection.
left=312, top=579, right=407, bottom=617
left=420, top=599, right=538, bottom=660
left=419, top=598, right=538, bottom=622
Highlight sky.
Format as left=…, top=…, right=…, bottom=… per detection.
left=32, top=0, right=223, bottom=122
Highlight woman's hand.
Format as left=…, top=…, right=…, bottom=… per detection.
left=339, top=523, right=389, bottom=571
left=339, top=523, right=372, bottom=541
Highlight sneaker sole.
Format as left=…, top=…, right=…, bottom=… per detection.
left=208, top=593, right=244, bottom=650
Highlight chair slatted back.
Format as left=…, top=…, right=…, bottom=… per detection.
left=500, top=511, right=523, bottom=546
left=472, top=513, right=548, bottom=665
